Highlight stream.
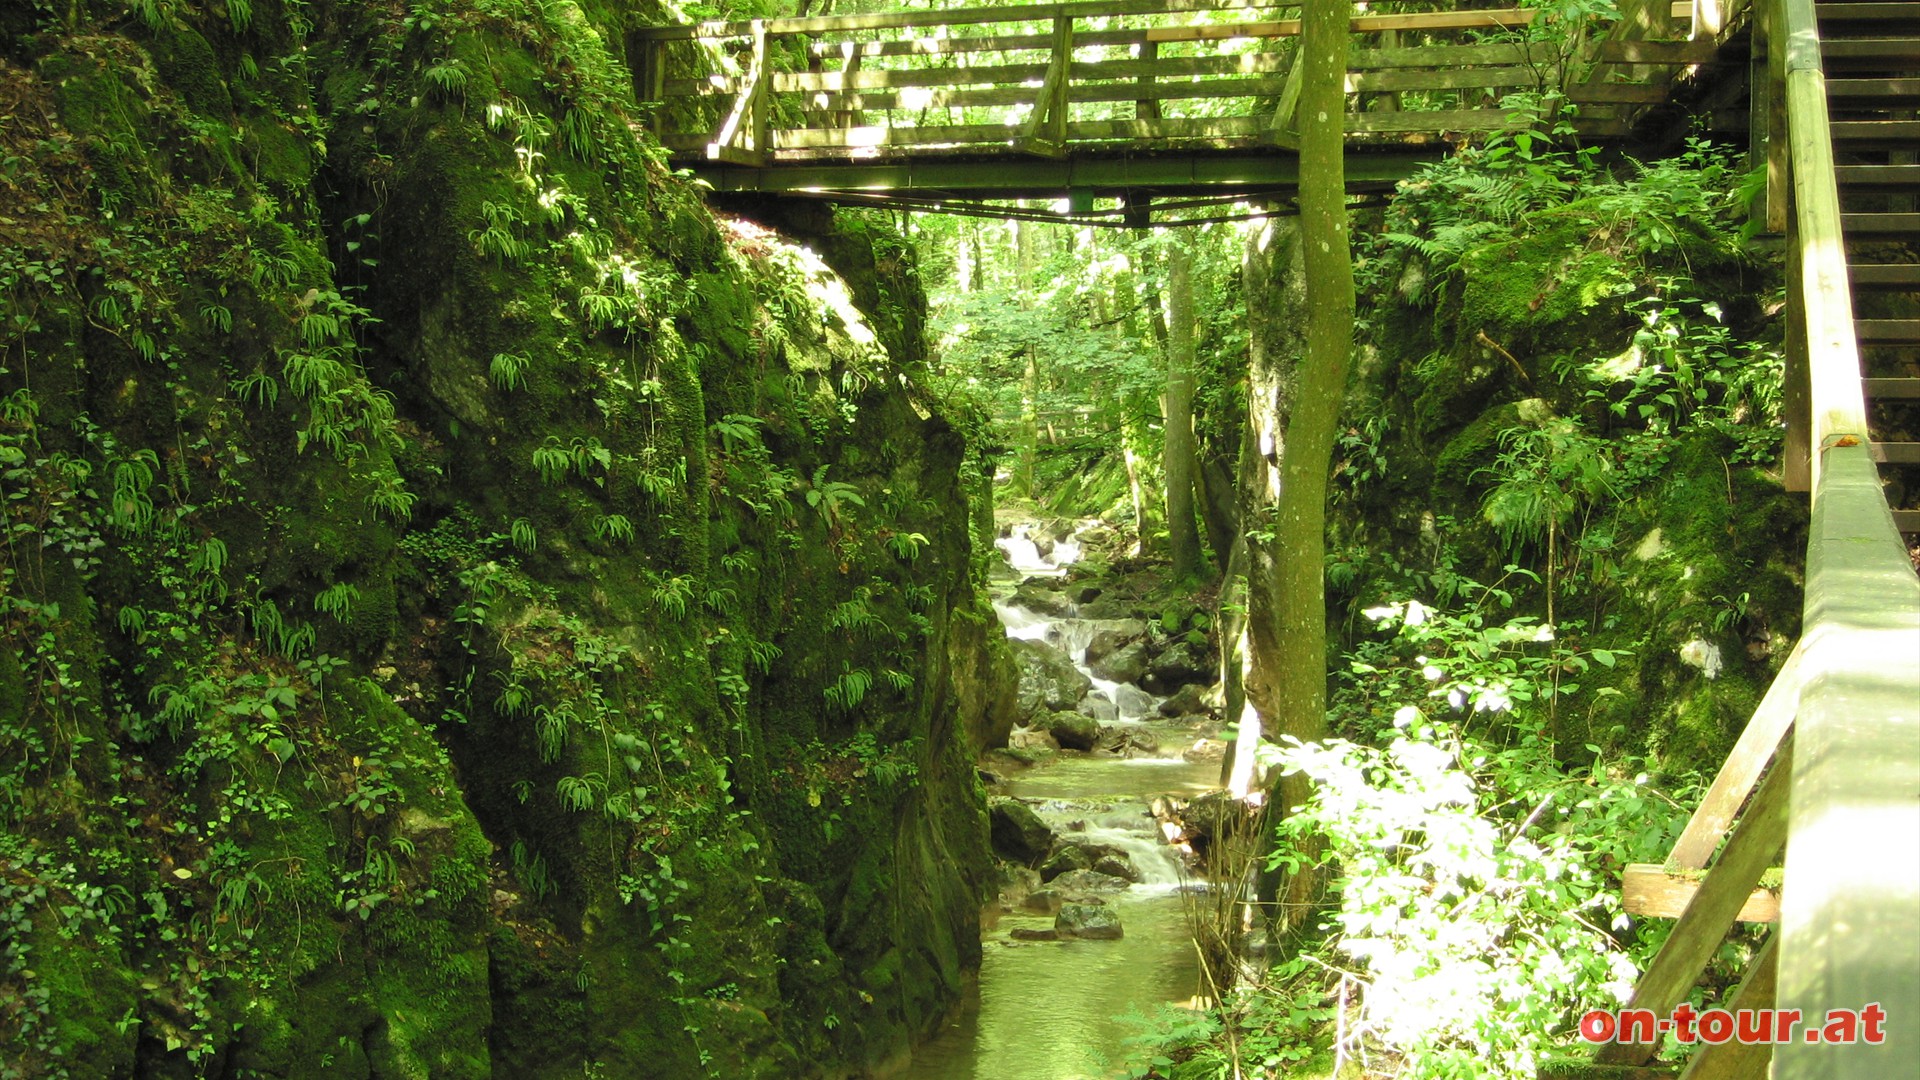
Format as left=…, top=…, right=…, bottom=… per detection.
left=900, top=526, right=1221, bottom=1080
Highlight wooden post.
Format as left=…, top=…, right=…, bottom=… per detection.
left=749, top=21, right=771, bottom=158
left=1018, top=14, right=1073, bottom=156
left=1676, top=934, right=1778, bottom=1080
left=1766, top=0, right=1790, bottom=234
left=1136, top=39, right=1160, bottom=121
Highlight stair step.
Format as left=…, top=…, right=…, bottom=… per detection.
left=1819, top=2, right=1920, bottom=18
left=1871, top=442, right=1920, bottom=463
left=1832, top=120, right=1920, bottom=144
left=1858, top=319, right=1920, bottom=343
left=1851, top=263, right=1920, bottom=288
left=1836, top=165, right=1920, bottom=189
left=1893, top=509, right=1920, bottom=534
left=1821, top=38, right=1920, bottom=67
left=1843, top=212, right=1920, bottom=233
left=1866, top=377, right=1920, bottom=397
left=1827, top=77, right=1920, bottom=102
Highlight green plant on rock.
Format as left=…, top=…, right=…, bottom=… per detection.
left=1476, top=418, right=1615, bottom=625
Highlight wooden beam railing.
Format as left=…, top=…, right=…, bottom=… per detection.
left=633, top=0, right=1726, bottom=164
left=1591, top=0, right=1920, bottom=1074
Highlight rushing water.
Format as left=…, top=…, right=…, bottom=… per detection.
left=902, top=538, right=1220, bottom=1080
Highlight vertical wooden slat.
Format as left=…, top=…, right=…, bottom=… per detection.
left=1136, top=39, right=1161, bottom=120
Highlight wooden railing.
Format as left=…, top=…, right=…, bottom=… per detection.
left=1596, top=0, right=1919, bottom=1074
left=630, top=0, right=1725, bottom=167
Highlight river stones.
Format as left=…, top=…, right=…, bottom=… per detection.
left=1009, top=927, right=1060, bottom=942
left=1044, top=711, right=1101, bottom=751
left=1012, top=638, right=1093, bottom=719
left=1023, top=888, right=1063, bottom=914
left=1084, top=620, right=1148, bottom=664
left=1038, top=843, right=1093, bottom=882
left=1158, top=683, right=1212, bottom=718
left=1076, top=691, right=1118, bottom=724
left=1091, top=854, right=1140, bottom=883
left=1055, top=902, right=1124, bottom=940
left=1010, top=582, right=1074, bottom=618
left=1089, top=641, right=1149, bottom=684
left=1051, top=868, right=1132, bottom=895
left=1142, top=640, right=1212, bottom=692
left=988, top=798, right=1055, bottom=866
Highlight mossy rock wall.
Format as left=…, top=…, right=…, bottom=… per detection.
left=0, top=1, right=991, bottom=1076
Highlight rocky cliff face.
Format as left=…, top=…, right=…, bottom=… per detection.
left=0, top=2, right=991, bottom=1075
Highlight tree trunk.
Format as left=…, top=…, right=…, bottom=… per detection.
left=1162, top=234, right=1204, bottom=580
left=1013, top=219, right=1040, bottom=497
left=1243, top=0, right=1354, bottom=933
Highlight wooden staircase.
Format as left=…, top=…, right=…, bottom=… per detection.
left=1823, top=0, right=1920, bottom=534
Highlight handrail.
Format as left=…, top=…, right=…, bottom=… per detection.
left=1768, top=0, right=1920, bottom=1075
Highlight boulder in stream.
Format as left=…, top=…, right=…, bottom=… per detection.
left=1158, top=683, right=1213, bottom=718
left=1077, top=691, right=1118, bottom=724
left=1010, top=582, right=1075, bottom=618
left=1089, top=641, right=1150, bottom=685
left=1085, top=620, right=1148, bottom=664
left=989, top=798, right=1055, bottom=866
left=1045, top=711, right=1102, bottom=751
left=1143, top=640, right=1212, bottom=692
left=1051, top=868, right=1134, bottom=895
left=1038, top=843, right=1094, bottom=882
left=1013, top=638, right=1094, bottom=720
left=1009, top=927, right=1060, bottom=942
left=1090, top=854, right=1141, bottom=883
left=1056, top=902, right=1124, bottom=940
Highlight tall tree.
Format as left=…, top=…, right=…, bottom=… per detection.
left=1162, top=232, right=1205, bottom=579
left=1239, top=0, right=1354, bottom=930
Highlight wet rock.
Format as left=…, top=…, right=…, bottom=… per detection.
left=1085, top=620, right=1149, bottom=664
left=1158, top=683, right=1213, bottom=718
left=1143, top=640, right=1212, bottom=692
left=1091, top=854, right=1140, bottom=883
left=1032, top=537, right=1055, bottom=559
left=1075, top=595, right=1136, bottom=621
left=1104, top=726, right=1160, bottom=757
left=1050, top=868, right=1133, bottom=896
left=1013, top=638, right=1094, bottom=719
left=976, top=768, right=1009, bottom=788
left=1023, top=889, right=1063, bottom=914
left=1056, top=902, right=1124, bottom=940
left=1073, top=585, right=1104, bottom=604
left=1038, top=844, right=1093, bottom=882
left=989, top=798, right=1054, bottom=866
left=1009, top=927, right=1060, bottom=942
left=1008, top=726, right=1058, bottom=751
left=1010, top=582, right=1075, bottom=618
left=1045, top=711, right=1102, bottom=752
left=1076, top=691, right=1118, bottom=724
left=1089, top=641, right=1150, bottom=685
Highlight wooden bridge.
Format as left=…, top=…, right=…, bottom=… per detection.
left=629, top=0, right=1742, bottom=220
left=635, top=4, right=1920, bottom=1078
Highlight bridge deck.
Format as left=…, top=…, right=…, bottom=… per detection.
left=630, top=0, right=1738, bottom=215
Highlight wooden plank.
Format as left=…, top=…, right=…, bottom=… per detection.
left=1842, top=212, right=1920, bottom=233
left=1675, top=934, right=1778, bottom=1080
left=1594, top=737, right=1792, bottom=1067
left=1594, top=38, right=1720, bottom=62
left=1892, top=509, right=1920, bottom=533
left=1865, top=377, right=1920, bottom=398
left=1851, top=264, right=1920, bottom=289
left=1019, top=14, right=1073, bottom=156
left=1833, top=164, right=1920, bottom=188
left=1571, top=82, right=1674, bottom=102
left=1348, top=66, right=1539, bottom=92
left=1346, top=108, right=1525, bottom=133
left=1857, top=319, right=1920, bottom=343
left=769, top=113, right=1273, bottom=149
left=1814, top=3, right=1920, bottom=21
left=1869, top=442, right=1920, bottom=464
left=1830, top=119, right=1920, bottom=144
left=1826, top=77, right=1920, bottom=101
left=1622, top=863, right=1782, bottom=921
left=788, top=78, right=1288, bottom=114
left=1669, top=644, right=1805, bottom=870
left=633, top=0, right=1289, bottom=42
left=1349, top=42, right=1540, bottom=69
left=1773, top=443, right=1920, bottom=1080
